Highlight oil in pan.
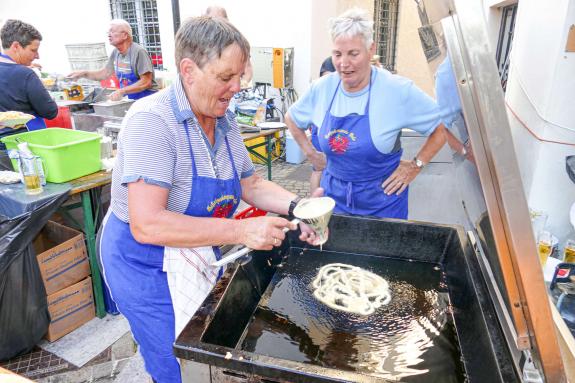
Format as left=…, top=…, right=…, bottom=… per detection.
left=238, top=249, right=467, bottom=382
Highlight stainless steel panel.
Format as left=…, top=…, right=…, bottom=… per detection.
left=418, top=0, right=566, bottom=380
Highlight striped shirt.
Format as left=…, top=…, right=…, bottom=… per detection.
left=110, top=76, right=255, bottom=222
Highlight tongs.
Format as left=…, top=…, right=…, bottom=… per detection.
left=211, top=219, right=300, bottom=267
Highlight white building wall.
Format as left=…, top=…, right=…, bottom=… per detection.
left=0, top=0, right=112, bottom=73
left=483, top=0, right=575, bottom=241
left=175, top=0, right=313, bottom=97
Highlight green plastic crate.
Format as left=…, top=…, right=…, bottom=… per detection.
left=1, top=128, right=101, bottom=183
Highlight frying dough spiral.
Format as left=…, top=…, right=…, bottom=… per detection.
left=312, top=263, right=391, bottom=315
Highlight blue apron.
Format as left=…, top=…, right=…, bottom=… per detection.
left=115, top=47, right=156, bottom=100
left=100, top=100, right=241, bottom=382
left=317, top=74, right=408, bottom=219
left=0, top=53, right=46, bottom=131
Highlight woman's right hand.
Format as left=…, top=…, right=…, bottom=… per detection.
left=238, top=216, right=296, bottom=250
left=310, top=150, right=326, bottom=172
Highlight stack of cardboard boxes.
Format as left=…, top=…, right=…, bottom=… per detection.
left=33, top=221, right=95, bottom=342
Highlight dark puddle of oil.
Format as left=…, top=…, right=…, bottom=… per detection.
left=238, top=250, right=467, bottom=382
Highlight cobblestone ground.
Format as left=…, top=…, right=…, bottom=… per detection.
left=253, top=158, right=313, bottom=197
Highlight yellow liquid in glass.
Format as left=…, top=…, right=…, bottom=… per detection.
left=24, top=174, right=42, bottom=195
left=564, top=246, right=575, bottom=263
left=538, top=241, right=552, bottom=266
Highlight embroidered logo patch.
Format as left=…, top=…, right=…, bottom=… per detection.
left=326, top=130, right=357, bottom=154
left=207, top=195, right=237, bottom=218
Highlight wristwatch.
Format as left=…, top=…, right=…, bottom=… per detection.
left=288, top=197, right=302, bottom=218
left=412, top=157, right=425, bottom=169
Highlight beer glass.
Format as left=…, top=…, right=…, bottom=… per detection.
left=537, top=231, right=553, bottom=267
left=19, top=155, right=43, bottom=195
left=563, top=239, right=575, bottom=263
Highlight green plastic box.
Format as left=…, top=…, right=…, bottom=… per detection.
left=1, top=128, right=101, bottom=183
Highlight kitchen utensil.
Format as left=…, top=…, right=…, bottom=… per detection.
left=211, top=219, right=300, bottom=267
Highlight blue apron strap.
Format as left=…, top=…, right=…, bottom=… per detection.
left=346, top=181, right=353, bottom=209
left=223, top=136, right=240, bottom=182
left=182, top=120, right=198, bottom=178
left=364, top=69, right=375, bottom=114
left=326, top=81, right=341, bottom=115
left=0, top=53, right=15, bottom=62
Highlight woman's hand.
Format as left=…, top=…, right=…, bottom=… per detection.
left=309, top=150, right=326, bottom=172
left=238, top=216, right=297, bottom=250
left=109, top=90, right=124, bottom=101
left=381, top=160, right=421, bottom=195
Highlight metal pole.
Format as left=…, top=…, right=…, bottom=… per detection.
left=171, top=0, right=181, bottom=34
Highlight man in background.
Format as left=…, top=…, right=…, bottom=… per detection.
left=69, top=19, right=157, bottom=100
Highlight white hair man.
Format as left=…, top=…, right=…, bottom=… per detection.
left=68, top=19, right=157, bottom=100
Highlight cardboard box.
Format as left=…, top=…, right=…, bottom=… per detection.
left=34, top=221, right=90, bottom=295
left=45, top=277, right=95, bottom=342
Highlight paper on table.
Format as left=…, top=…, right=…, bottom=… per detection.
left=544, top=256, right=562, bottom=283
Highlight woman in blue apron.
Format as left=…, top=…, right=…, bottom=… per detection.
left=0, top=22, right=57, bottom=133
left=317, top=75, right=408, bottom=218
left=99, top=17, right=319, bottom=383
left=286, top=8, right=446, bottom=219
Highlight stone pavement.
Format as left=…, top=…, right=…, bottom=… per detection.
left=254, top=158, right=313, bottom=197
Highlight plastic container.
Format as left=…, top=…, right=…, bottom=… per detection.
left=234, top=206, right=267, bottom=219
left=69, top=57, right=108, bottom=72
left=65, top=43, right=107, bottom=59
left=1, top=128, right=101, bottom=183
left=285, top=130, right=306, bottom=164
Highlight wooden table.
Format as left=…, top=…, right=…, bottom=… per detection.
left=241, top=127, right=285, bottom=180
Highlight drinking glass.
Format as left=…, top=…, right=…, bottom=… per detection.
left=537, top=231, right=553, bottom=267
left=563, top=239, right=575, bottom=263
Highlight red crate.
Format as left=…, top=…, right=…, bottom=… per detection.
left=44, top=106, right=73, bottom=129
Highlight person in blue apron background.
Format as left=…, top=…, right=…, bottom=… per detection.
left=99, top=17, right=321, bottom=383
left=0, top=21, right=56, bottom=127
left=68, top=19, right=157, bottom=101
left=0, top=20, right=56, bottom=169
left=286, top=8, right=447, bottom=219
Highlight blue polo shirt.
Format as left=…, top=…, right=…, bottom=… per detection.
left=110, top=77, right=255, bottom=222
left=288, top=67, right=441, bottom=153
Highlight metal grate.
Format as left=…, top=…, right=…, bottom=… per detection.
left=495, top=4, right=518, bottom=92
left=374, top=0, right=400, bottom=72
left=0, top=345, right=114, bottom=380
left=109, top=0, right=164, bottom=70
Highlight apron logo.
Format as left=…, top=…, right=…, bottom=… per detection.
left=207, top=195, right=237, bottom=218
left=326, top=130, right=357, bottom=154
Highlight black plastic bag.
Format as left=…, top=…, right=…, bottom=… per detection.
left=0, top=191, right=69, bottom=361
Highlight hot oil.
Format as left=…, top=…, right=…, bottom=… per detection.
left=239, top=250, right=466, bottom=382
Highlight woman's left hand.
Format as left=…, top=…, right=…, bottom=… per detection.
left=381, top=160, right=421, bottom=195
